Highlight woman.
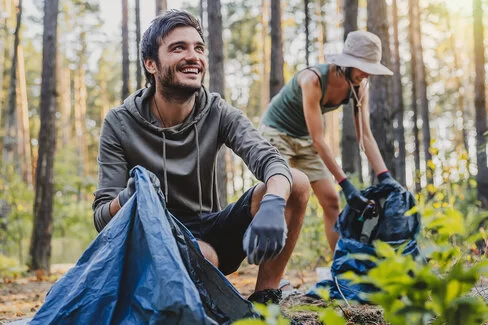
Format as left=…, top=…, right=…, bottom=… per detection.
left=260, top=30, right=400, bottom=251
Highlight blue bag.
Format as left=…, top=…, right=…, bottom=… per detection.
left=30, top=166, right=257, bottom=324
left=307, top=182, right=421, bottom=303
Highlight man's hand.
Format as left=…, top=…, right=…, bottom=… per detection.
left=117, top=171, right=161, bottom=207
left=243, top=194, right=288, bottom=265
left=377, top=171, right=402, bottom=189
left=339, top=178, right=369, bottom=213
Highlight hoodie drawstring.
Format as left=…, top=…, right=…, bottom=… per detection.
left=194, top=124, right=203, bottom=215
left=162, top=132, right=169, bottom=203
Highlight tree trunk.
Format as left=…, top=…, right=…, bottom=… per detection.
left=2, top=0, right=21, bottom=175
left=408, top=0, right=421, bottom=193
left=15, top=45, right=33, bottom=187
left=367, top=0, right=395, bottom=181
left=269, top=0, right=284, bottom=99
left=0, top=0, right=8, bottom=131
left=122, top=0, right=129, bottom=100
left=260, top=0, right=270, bottom=115
left=410, top=0, right=432, bottom=186
left=58, top=61, right=71, bottom=147
left=135, top=0, right=142, bottom=89
left=30, top=0, right=59, bottom=273
left=473, top=0, right=488, bottom=208
left=304, top=0, right=310, bottom=66
left=207, top=0, right=227, bottom=206
left=315, top=0, right=326, bottom=64
left=341, top=0, right=362, bottom=181
left=446, top=13, right=471, bottom=181
left=156, top=0, right=167, bottom=15
left=391, top=0, right=406, bottom=186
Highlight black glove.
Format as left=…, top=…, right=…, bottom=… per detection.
left=339, top=178, right=369, bottom=213
left=117, top=171, right=161, bottom=207
left=377, top=171, right=402, bottom=189
left=242, top=194, right=288, bottom=265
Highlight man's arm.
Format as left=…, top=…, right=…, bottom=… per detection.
left=93, top=111, right=129, bottom=232
left=264, top=174, right=291, bottom=200
left=219, top=100, right=293, bottom=190
left=300, top=70, right=346, bottom=183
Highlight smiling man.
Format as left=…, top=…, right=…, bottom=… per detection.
left=259, top=30, right=402, bottom=253
left=92, top=9, right=310, bottom=305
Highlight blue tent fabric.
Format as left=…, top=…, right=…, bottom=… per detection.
left=29, top=166, right=257, bottom=325
left=307, top=182, right=421, bottom=303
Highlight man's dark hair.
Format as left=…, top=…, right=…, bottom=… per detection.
left=140, top=9, right=204, bottom=87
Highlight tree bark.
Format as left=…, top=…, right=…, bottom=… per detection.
left=122, top=0, right=129, bottom=100
left=315, top=0, right=326, bottom=65
left=136, top=0, right=142, bottom=89
left=2, top=0, right=22, bottom=175
left=408, top=0, right=421, bottom=193
left=391, top=0, right=406, bottom=186
left=30, top=0, right=59, bottom=272
left=15, top=45, right=33, bottom=186
left=411, top=0, right=432, bottom=185
left=341, top=0, right=362, bottom=181
left=270, top=0, right=284, bottom=99
left=260, top=0, right=270, bottom=114
left=367, top=0, right=395, bottom=181
left=473, top=0, right=488, bottom=208
left=304, top=0, right=310, bottom=66
left=156, top=0, right=167, bottom=15
left=446, top=13, right=471, bottom=182
left=207, top=0, right=227, bottom=206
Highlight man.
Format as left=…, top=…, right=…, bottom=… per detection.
left=92, top=9, right=310, bottom=305
left=260, top=31, right=402, bottom=252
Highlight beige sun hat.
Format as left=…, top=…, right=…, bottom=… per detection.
left=325, top=30, right=393, bottom=76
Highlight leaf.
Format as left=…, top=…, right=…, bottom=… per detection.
left=374, top=241, right=396, bottom=258
left=232, top=319, right=267, bottom=325
left=318, top=308, right=346, bottom=325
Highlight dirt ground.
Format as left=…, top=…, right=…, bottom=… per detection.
left=0, top=263, right=387, bottom=325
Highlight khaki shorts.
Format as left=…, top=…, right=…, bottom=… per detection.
left=259, top=125, right=331, bottom=182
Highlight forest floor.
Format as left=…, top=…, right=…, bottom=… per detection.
left=0, top=263, right=388, bottom=325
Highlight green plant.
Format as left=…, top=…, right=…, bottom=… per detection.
left=342, top=188, right=488, bottom=325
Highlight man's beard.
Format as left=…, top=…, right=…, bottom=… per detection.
left=157, top=63, right=205, bottom=100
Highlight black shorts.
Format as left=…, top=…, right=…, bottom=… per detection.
left=182, top=186, right=256, bottom=275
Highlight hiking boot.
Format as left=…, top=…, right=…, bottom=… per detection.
left=247, top=288, right=282, bottom=305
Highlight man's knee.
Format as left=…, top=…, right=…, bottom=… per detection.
left=197, top=240, right=219, bottom=267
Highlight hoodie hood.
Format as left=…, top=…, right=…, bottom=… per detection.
left=124, top=85, right=211, bottom=135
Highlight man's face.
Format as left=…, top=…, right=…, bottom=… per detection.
left=350, top=68, right=370, bottom=85
left=155, top=26, right=207, bottom=93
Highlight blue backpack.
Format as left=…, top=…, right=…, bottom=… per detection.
left=30, top=166, right=257, bottom=325
left=308, top=182, right=421, bottom=302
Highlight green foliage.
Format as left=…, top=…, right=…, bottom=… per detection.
left=342, top=187, right=488, bottom=325
left=0, top=166, right=34, bottom=264
left=0, top=254, right=27, bottom=277
left=232, top=303, right=291, bottom=325
left=288, top=289, right=347, bottom=324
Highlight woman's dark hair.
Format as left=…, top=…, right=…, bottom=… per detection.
left=335, top=65, right=353, bottom=82
left=140, top=9, right=204, bottom=87
left=335, top=65, right=360, bottom=114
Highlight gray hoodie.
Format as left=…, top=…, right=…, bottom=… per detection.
left=93, top=86, right=292, bottom=231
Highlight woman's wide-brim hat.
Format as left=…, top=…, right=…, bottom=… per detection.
left=325, top=30, right=393, bottom=76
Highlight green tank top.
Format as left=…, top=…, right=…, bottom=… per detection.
left=262, top=64, right=352, bottom=138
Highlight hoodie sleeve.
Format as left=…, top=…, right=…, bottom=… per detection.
left=92, top=110, right=129, bottom=232
left=218, top=100, right=292, bottom=188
